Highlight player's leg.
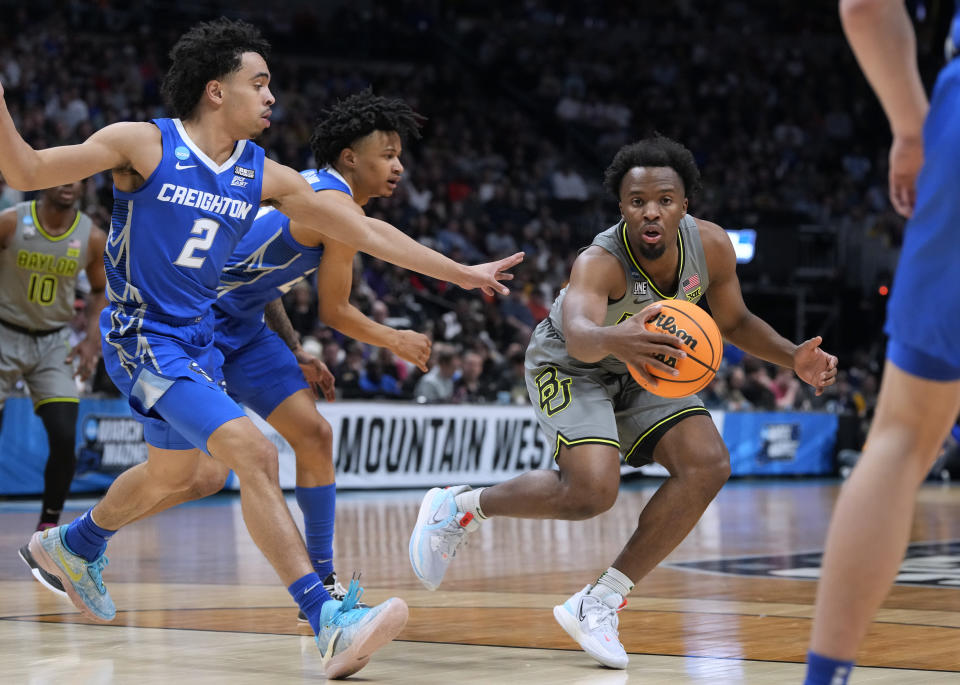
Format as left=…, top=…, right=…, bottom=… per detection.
left=807, top=364, right=960, bottom=673
left=22, top=442, right=206, bottom=622
left=264, top=388, right=352, bottom=610
left=610, top=413, right=729, bottom=582
left=409, top=359, right=624, bottom=591
left=18, top=328, right=80, bottom=531
left=35, top=400, right=80, bottom=531
left=553, top=406, right=725, bottom=670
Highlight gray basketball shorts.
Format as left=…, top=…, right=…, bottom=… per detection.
left=0, top=324, right=77, bottom=411
left=524, top=319, right=709, bottom=466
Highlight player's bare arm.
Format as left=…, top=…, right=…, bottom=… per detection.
left=0, top=206, right=17, bottom=250
left=67, top=225, right=109, bottom=380
left=840, top=0, right=928, bottom=216
left=700, top=217, right=838, bottom=393
left=260, top=159, right=523, bottom=296
left=563, top=245, right=683, bottom=379
left=0, top=89, right=159, bottom=191
left=317, top=236, right=431, bottom=372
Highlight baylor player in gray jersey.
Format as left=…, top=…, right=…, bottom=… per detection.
left=409, top=136, right=839, bottom=669
left=0, top=182, right=107, bottom=531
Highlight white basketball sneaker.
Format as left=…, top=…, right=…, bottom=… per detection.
left=553, top=585, right=628, bottom=669
left=408, top=485, right=479, bottom=590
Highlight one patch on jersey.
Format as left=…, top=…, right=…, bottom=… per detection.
left=684, top=287, right=702, bottom=301
left=682, top=273, right=701, bottom=293
left=234, top=165, right=256, bottom=179
left=230, top=176, right=248, bottom=188
left=633, top=281, right=648, bottom=296
left=668, top=540, right=960, bottom=588
left=174, top=145, right=191, bottom=161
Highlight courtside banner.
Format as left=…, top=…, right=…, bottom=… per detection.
left=243, top=402, right=557, bottom=490
left=0, top=398, right=836, bottom=494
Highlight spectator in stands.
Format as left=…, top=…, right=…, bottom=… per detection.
left=414, top=345, right=459, bottom=403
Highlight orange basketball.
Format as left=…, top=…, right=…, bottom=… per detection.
left=627, top=299, right=723, bottom=398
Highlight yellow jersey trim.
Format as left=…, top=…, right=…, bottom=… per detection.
left=32, top=201, right=81, bottom=242
left=619, top=220, right=684, bottom=300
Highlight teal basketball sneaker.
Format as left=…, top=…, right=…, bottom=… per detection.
left=315, top=578, right=408, bottom=679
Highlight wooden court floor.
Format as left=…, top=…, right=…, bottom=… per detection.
left=2, top=479, right=960, bottom=683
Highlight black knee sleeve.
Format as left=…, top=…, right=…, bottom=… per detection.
left=36, top=401, right=80, bottom=522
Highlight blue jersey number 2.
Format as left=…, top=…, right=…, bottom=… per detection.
left=174, top=218, right=220, bottom=269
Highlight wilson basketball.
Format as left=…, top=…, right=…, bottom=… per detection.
left=627, top=299, right=723, bottom=398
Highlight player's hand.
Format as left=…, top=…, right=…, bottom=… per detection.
left=66, top=337, right=100, bottom=381
left=889, top=133, right=924, bottom=218
left=457, top=252, right=524, bottom=296
left=293, top=346, right=335, bottom=402
left=793, top=336, right=838, bottom=396
left=611, top=304, right=687, bottom=386
left=391, top=330, right=431, bottom=372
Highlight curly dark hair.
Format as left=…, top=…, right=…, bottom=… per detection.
left=310, top=88, right=425, bottom=167
left=160, top=18, right=271, bottom=119
left=603, top=134, right=702, bottom=201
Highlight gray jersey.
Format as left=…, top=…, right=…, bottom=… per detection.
left=525, top=215, right=712, bottom=465
left=546, top=215, right=710, bottom=375
left=0, top=200, right=93, bottom=331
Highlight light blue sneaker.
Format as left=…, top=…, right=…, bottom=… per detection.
left=23, top=525, right=115, bottom=622
left=408, top=485, right=479, bottom=591
left=315, top=578, right=409, bottom=679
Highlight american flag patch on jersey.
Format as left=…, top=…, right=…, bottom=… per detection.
left=682, top=273, right=701, bottom=293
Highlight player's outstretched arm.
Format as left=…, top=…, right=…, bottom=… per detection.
left=0, top=89, right=150, bottom=190
left=701, top=218, right=838, bottom=394
left=316, top=238, right=431, bottom=372
left=261, top=160, right=523, bottom=295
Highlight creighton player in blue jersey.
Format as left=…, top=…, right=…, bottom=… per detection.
left=1, top=19, right=520, bottom=679
left=806, top=4, right=960, bottom=684
left=127, top=90, right=432, bottom=617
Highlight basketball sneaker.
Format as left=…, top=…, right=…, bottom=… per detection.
left=20, top=525, right=115, bottom=622
left=408, top=485, right=479, bottom=591
left=315, top=578, right=409, bottom=679
left=297, top=571, right=367, bottom=623
left=553, top=585, right=628, bottom=669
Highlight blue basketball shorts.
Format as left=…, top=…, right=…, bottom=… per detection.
left=884, top=58, right=960, bottom=381
left=100, top=306, right=247, bottom=452
left=215, top=316, right=308, bottom=419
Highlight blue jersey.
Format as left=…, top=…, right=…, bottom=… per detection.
left=214, top=167, right=351, bottom=337
left=105, top=118, right=265, bottom=321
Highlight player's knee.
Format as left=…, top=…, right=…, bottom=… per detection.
left=234, top=436, right=279, bottom=479
left=188, top=459, right=230, bottom=497
left=561, top=482, right=618, bottom=520
left=289, top=414, right=333, bottom=453
left=681, top=444, right=730, bottom=495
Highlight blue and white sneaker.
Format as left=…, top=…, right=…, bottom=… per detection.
left=408, top=485, right=479, bottom=591
left=315, top=578, right=408, bottom=679
left=553, top=585, right=628, bottom=669
left=22, top=525, right=115, bottom=622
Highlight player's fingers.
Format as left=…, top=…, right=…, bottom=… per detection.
left=641, top=304, right=663, bottom=321
left=644, top=335, right=687, bottom=351
left=495, top=271, right=515, bottom=281
left=500, top=252, right=524, bottom=268
left=641, top=355, right=681, bottom=376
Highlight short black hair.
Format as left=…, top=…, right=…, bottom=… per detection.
left=161, top=18, right=271, bottom=119
left=603, top=134, right=702, bottom=201
left=310, top=88, right=424, bottom=167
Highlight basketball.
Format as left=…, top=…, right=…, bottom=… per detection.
left=627, top=299, right=723, bottom=398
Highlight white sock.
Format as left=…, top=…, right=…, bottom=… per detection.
left=589, top=567, right=634, bottom=599
left=454, top=487, right=488, bottom=520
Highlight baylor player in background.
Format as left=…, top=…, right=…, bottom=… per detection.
left=0, top=181, right=107, bottom=531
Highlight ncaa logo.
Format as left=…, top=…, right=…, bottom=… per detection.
left=174, top=146, right=191, bottom=161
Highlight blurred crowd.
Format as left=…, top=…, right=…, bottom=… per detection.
left=2, top=0, right=938, bottom=425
